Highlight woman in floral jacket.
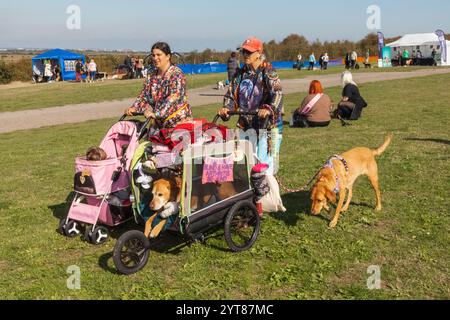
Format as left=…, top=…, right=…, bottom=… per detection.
left=125, top=42, right=192, bottom=129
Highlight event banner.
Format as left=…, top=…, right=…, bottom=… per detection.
left=64, top=60, right=76, bottom=72
left=377, top=32, right=385, bottom=59
left=382, top=47, right=392, bottom=67
left=435, top=29, right=447, bottom=63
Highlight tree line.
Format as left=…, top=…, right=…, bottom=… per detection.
left=1, top=33, right=449, bottom=84
left=181, top=33, right=405, bottom=64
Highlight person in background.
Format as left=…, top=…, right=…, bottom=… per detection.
left=365, top=49, right=370, bottom=67
left=291, top=80, right=332, bottom=128
left=417, top=49, right=423, bottom=59
left=82, top=60, right=89, bottom=82
left=322, top=53, right=329, bottom=70
left=88, top=59, right=97, bottom=83
left=53, top=63, right=61, bottom=81
left=402, top=48, right=410, bottom=67
left=44, top=60, right=53, bottom=82
left=396, top=50, right=402, bottom=66
left=319, top=53, right=324, bottom=70
left=135, top=58, right=144, bottom=79
left=350, top=50, right=358, bottom=69
left=345, top=52, right=351, bottom=69
left=124, top=54, right=133, bottom=79
left=336, top=71, right=367, bottom=120
left=308, top=52, right=316, bottom=70
left=296, top=53, right=303, bottom=70
left=131, top=57, right=137, bottom=79
left=227, top=51, right=240, bottom=84
left=75, top=59, right=83, bottom=82
left=412, top=50, right=418, bottom=66
left=431, top=48, right=438, bottom=66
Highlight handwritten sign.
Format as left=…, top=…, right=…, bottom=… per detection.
left=202, top=155, right=234, bottom=184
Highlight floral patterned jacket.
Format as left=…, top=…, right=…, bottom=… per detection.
left=223, top=62, right=283, bottom=132
left=132, top=65, right=192, bottom=129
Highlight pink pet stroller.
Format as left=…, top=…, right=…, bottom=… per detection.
left=59, top=115, right=151, bottom=245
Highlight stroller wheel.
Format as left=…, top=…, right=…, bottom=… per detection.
left=62, top=220, right=82, bottom=238
left=85, top=226, right=110, bottom=245
left=224, top=201, right=261, bottom=252
left=58, top=219, right=67, bottom=235
left=113, top=231, right=150, bottom=275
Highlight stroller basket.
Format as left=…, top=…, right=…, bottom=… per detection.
left=74, top=157, right=128, bottom=196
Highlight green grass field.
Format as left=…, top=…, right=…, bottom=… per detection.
left=0, top=73, right=449, bottom=300
left=1, top=66, right=446, bottom=113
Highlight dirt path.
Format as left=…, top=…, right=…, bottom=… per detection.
left=1, top=68, right=450, bottom=134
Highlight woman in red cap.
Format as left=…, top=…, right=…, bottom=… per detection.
left=218, top=36, right=283, bottom=175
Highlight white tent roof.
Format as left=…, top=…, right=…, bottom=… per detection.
left=386, top=33, right=442, bottom=47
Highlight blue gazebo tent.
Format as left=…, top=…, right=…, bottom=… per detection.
left=32, top=49, right=85, bottom=81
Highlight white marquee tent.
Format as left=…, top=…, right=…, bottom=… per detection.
left=386, top=33, right=450, bottom=66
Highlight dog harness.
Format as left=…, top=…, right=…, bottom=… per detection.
left=324, top=155, right=349, bottom=194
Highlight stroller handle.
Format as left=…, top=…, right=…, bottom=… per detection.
left=119, top=112, right=145, bottom=122
left=213, top=111, right=271, bottom=129
left=119, top=113, right=153, bottom=141
left=213, top=111, right=258, bottom=124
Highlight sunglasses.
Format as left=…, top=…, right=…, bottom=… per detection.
left=241, top=49, right=254, bottom=56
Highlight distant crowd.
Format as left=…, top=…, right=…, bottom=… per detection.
left=292, top=50, right=371, bottom=71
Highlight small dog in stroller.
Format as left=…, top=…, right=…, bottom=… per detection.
left=86, top=147, right=107, bottom=161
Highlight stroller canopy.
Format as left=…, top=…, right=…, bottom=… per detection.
left=99, top=121, right=140, bottom=170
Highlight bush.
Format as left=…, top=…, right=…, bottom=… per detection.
left=0, top=62, right=13, bottom=84
left=94, top=54, right=121, bottom=73
left=9, top=58, right=32, bottom=82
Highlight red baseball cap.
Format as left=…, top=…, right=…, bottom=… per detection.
left=241, top=37, right=264, bottom=53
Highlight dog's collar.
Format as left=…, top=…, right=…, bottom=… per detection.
left=324, top=155, right=349, bottom=194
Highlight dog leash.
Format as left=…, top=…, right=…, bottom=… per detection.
left=276, top=155, right=349, bottom=194
left=276, top=168, right=322, bottom=194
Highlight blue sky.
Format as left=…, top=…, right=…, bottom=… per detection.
left=1, top=0, right=449, bottom=51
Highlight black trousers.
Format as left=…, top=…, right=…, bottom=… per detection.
left=337, top=102, right=363, bottom=120
left=300, top=120, right=330, bottom=128
left=294, top=115, right=330, bottom=128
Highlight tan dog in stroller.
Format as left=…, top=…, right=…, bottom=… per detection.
left=144, top=177, right=181, bottom=239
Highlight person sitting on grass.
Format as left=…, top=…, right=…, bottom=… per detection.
left=291, top=80, right=332, bottom=128
left=336, top=71, right=367, bottom=121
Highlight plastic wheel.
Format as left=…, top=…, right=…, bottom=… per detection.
left=85, top=226, right=110, bottom=245
left=58, top=218, right=67, bottom=235
left=113, top=231, right=150, bottom=275
left=62, top=220, right=82, bottom=238
left=224, top=201, right=261, bottom=252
